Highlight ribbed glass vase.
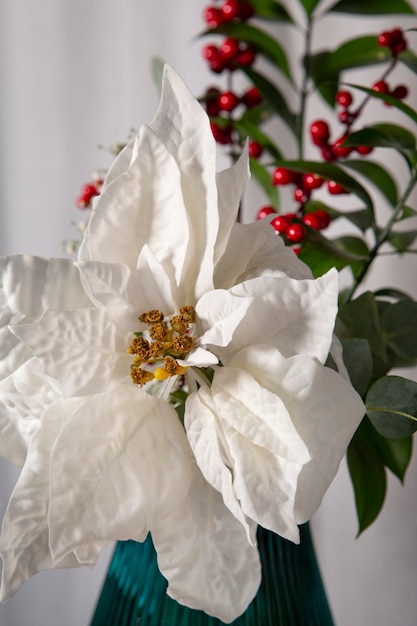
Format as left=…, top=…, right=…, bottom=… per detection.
left=90, top=523, right=334, bottom=626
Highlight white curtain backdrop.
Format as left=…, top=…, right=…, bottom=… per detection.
left=0, top=1, right=416, bottom=625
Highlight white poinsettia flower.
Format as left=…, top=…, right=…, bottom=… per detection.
left=0, top=65, right=359, bottom=623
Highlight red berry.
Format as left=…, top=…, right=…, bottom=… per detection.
left=303, top=173, right=324, bottom=190
left=392, top=40, right=407, bottom=56
left=238, top=1, right=255, bottom=20
left=202, top=45, right=219, bottom=61
left=336, top=91, right=353, bottom=108
left=248, top=141, right=263, bottom=159
left=209, top=58, right=226, bottom=73
left=292, top=247, right=302, bottom=255
left=333, top=135, right=352, bottom=158
left=314, top=210, right=331, bottom=229
left=256, top=206, right=275, bottom=220
left=338, top=110, right=354, bottom=124
left=377, top=31, right=391, bottom=47
left=310, top=120, right=330, bottom=147
left=236, top=46, right=256, bottom=66
left=356, top=145, right=373, bottom=155
left=286, top=223, right=306, bottom=243
left=210, top=121, right=233, bottom=144
left=327, top=181, right=347, bottom=195
left=271, top=215, right=292, bottom=234
left=242, top=86, right=262, bottom=107
left=372, top=80, right=389, bottom=94
left=203, top=6, right=224, bottom=27
left=391, top=85, right=408, bottom=100
left=302, top=213, right=322, bottom=229
left=294, top=188, right=310, bottom=204
left=220, top=37, right=239, bottom=60
left=206, top=99, right=220, bottom=116
left=272, top=167, right=297, bottom=186
left=218, top=91, right=240, bottom=112
left=390, top=28, right=404, bottom=46
left=321, top=146, right=336, bottom=162
left=222, top=0, right=239, bottom=20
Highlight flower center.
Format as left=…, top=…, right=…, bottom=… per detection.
left=128, top=306, right=197, bottom=386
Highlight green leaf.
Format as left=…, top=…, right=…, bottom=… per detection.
left=250, top=0, right=294, bottom=21
left=299, top=0, right=322, bottom=17
left=249, top=158, right=280, bottom=210
left=375, top=287, right=414, bottom=301
left=338, top=292, right=387, bottom=363
left=326, top=36, right=392, bottom=73
left=343, top=123, right=416, bottom=150
left=307, top=50, right=339, bottom=106
left=346, top=84, right=417, bottom=125
left=348, top=422, right=387, bottom=535
left=334, top=236, right=369, bottom=278
left=241, top=67, right=297, bottom=131
left=207, top=22, right=293, bottom=82
left=340, top=338, right=372, bottom=396
left=401, top=205, right=417, bottom=219
left=361, top=417, right=412, bottom=484
left=328, top=0, right=415, bottom=14
left=233, top=117, right=283, bottom=161
left=341, top=159, right=398, bottom=206
left=387, top=229, right=417, bottom=252
left=382, top=300, right=417, bottom=360
left=366, top=376, right=417, bottom=438
left=304, top=200, right=372, bottom=232
left=399, top=48, right=417, bottom=75
left=281, top=160, right=375, bottom=214
left=297, top=229, right=366, bottom=277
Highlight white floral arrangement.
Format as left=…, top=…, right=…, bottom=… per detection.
left=0, top=65, right=364, bottom=623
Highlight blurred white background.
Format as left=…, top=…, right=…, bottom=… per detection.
left=0, top=1, right=416, bottom=624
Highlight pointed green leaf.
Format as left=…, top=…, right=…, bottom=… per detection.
left=233, top=118, right=283, bottom=161
left=360, top=417, right=412, bottom=485
left=307, top=50, right=339, bottom=106
left=382, top=300, right=417, bottom=359
left=338, top=292, right=387, bottom=363
left=375, top=287, right=414, bottom=301
left=249, top=158, right=280, bottom=210
left=341, top=159, right=398, bottom=206
left=343, top=123, right=417, bottom=167
left=329, top=0, right=415, bottom=14
left=346, top=84, right=417, bottom=124
left=334, top=236, right=369, bottom=278
left=299, top=0, right=322, bottom=16
left=281, top=160, right=375, bottom=213
left=250, top=0, right=294, bottom=21
left=388, top=229, right=417, bottom=252
left=206, top=22, right=293, bottom=82
left=340, top=338, right=372, bottom=396
left=366, top=376, right=417, bottom=438
left=348, top=422, right=387, bottom=535
left=326, top=36, right=392, bottom=73
left=399, top=48, right=417, bottom=75
left=297, top=228, right=366, bottom=277
left=401, top=205, right=417, bottom=219
left=241, top=67, right=297, bottom=131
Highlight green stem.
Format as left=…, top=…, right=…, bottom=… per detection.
left=344, top=168, right=417, bottom=303
left=297, top=16, right=313, bottom=159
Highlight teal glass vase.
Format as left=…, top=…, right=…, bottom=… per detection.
left=90, top=523, right=334, bottom=625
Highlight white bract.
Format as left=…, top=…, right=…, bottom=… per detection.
left=0, top=66, right=364, bottom=622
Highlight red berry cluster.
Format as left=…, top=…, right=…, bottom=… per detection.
left=204, top=84, right=263, bottom=147
left=202, top=37, right=256, bottom=74
left=377, top=27, right=407, bottom=57
left=372, top=80, right=408, bottom=104
left=76, top=177, right=103, bottom=209
left=255, top=205, right=330, bottom=246
left=309, top=118, right=372, bottom=162
left=203, top=1, right=254, bottom=29
left=272, top=165, right=348, bottom=202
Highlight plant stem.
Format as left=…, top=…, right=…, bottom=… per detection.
left=297, top=16, right=313, bottom=159
left=344, top=167, right=417, bottom=302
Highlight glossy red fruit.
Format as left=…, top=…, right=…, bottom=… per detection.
left=372, top=80, right=389, bottom=94
left=271, top=215, right=292, bottom=234
left=272, top=167, right=296, bottom=186
left=333, top=135, right=352, bottom=158
left=236, top=46, right=256, bottom=66
left=256, top=206, right=275, bottom=220
left=294, top=188, right=310, bottom=204
left=310, top=120, right=330, bottom=147
left=286, top=223, right=306, bottom=243
left=314, top=210, right=331, bottom=229
left=222, top=0, right=239, bottom=20
left=248, top=141, right=263, bottom=159
left=377, top=31, right=391, bottom=47
left=356, top=145, right=373, bottom=155
left=238, top=1, right=255, bottom=20
left=220, top=37, right=239, bottom=60
left=203, top=6, right=224, bottom=27
left=338, top=110, right=354, bottom=124
left=242, top=86, right=262, bottom=107
left=218, top=91, right=240, bottom=111
left=303, top=173, right=324, bottom=190
left=202, top=45, right=219, bottom=61
left=210, top=121, right=233, bottom=144
left=392, top=39, right=407, bottom=56
left=327, top=181, right=347, bottom=195
left=302, top=212, right=322, bottom=229
left=321, top=147, right=336, bottom=162
left=391, top=85, right=408, bottom=100
left=336, top=91, right=353, bottom=108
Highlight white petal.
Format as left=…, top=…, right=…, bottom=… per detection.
left=0, top=358, right=61, bottom=466
left=0, top=255, right=90, bottom=382
left=221, top=269, right=338, bottom=364
left=228, top=345, right=365, bottom=522
left=48, top=385, right=194, bottom=562
left=214, top=219, right=312, bottom=290
left=180, top=347, right=218, bottom=368
left=0, top=397, right=82, bottom=602
left=152, top=467, right=260, bottom=623
left=196, top=289, right=253, bottom=348
left=11, top=308, right=132, bottom=397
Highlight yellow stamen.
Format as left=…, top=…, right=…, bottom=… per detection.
left=154, top=367, right=169, bottom=381
left=130, top=366, right=154, bottom=386
left=128, top=337, right=150, bottom=361
left=139, top=310, right=164, bottom=324
left=180, top=306, right=196, bottom=323
left=172, top=335, right=196, bottom=356
left=149, top=322, right=169, bottom=342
